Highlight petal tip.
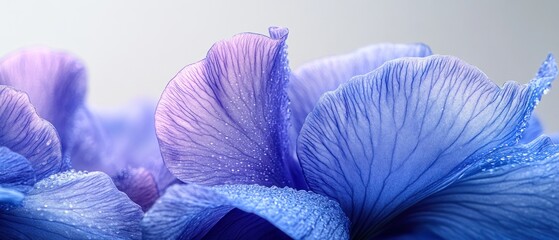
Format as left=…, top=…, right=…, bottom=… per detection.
left=268, top=26, right=289, bottom=40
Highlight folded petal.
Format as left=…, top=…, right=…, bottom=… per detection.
left=142, top=184, right=349, bottom=240
left=155, top=28, right=293, bottom=186
left=113, top=168, right=160, bottom=212
left=0, top=147, right=35, bottom=193
left=297, top=54, right=558, bottom=238
left=0, top=49, right=86, bottom=151
left=519, top=114, right=544, bottom=144
left=0, top=86, right=64, bottom=180
left=397, top=137, right=559, bottom=239
left=0, top=171, right=143, bottom=239
left=289, top=43, right=432, bottom=134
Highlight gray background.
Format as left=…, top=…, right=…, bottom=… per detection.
left=1, top=0, right=559, bottom=131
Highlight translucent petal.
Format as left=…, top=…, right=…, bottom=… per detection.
left=0, top=86, right=64, bottom=180
left=297, top=54, right=557, bottom=238
left=0, top=171, right=142, bottom=239
left=155, top=28, right=293, bottom=186
left=142, top=184, right=349, bottom=240
left=289, top=43, right=432, bottom=134
left=0, top=48, right=87, bottom=155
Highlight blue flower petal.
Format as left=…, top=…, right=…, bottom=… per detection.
left=0, top=147, right=35, bottom=193
left=289, top=43, right=432, bottom=134
left=142, top=184, right=349, bottom=240
left=202, top=209, right=291, bottom=239
left=0, top=86, right=65, bottom=180
left=0, top=49, right=87, bottom=157
left=155, top=28, right=293, bottom=186
left=0, top=171, right=143, bottom=239
left=113, top=168, right=160, bottom=212
left=297, top=55, right=558, bottom=238
left=0, top=187, right=25, bottom=205
left=519, top=114, right=544, bottom=144
left=401, top=137, right=559, bottom=239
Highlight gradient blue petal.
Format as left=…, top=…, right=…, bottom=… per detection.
left=0, top=171, right=143, bottom=239
left=519, top=114, right=544, bottom=144
left=289, top=43, right=432, bottom=134
left=399, top=137, right=559, bottom=239
left=155, top=28, right=293, bottom=186
left=142, top=184, right=349, bottom=240
left=0, top=86, right=65, bottom=180
left=297, top=54, right=558, bottom=238
left=0, top=48, right=87, bottom=157
left=0, top=147, right=35, bottom=193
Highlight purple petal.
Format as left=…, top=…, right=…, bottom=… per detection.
left=297, top=55, right=557, bottom=238
left=155, top=28, right=293, bottom=186
left=0, top=171, right=143, bottom=239
left=113, top=168, right=160, bottom=212
left=289, top=43, right=432, bottom=134
left=0, top=147, right=35, bottom=193
left=0, top=86, right=64, bottom=180
left=0, top=48, right=87, bottom=156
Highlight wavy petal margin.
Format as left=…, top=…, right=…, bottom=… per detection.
left=0, top=86, right=65, bottom=180
left=297, top=54, right=557, bottom=238
left=142, top=184, right=349, bottom=239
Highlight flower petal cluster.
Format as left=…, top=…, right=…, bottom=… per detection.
left=145, top=27, right=559, bottom=239
left=0, top=49, right=142, bottom=239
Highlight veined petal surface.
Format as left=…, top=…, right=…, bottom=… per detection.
left=0, top=86, right=64, bottom=180
left=400, top=137, right=559, bottom=239
left=298, top=55, right=557, bottom=238
left=0, top=171, right=143, bottom=239
left=0, top=147, right=35, bottom=193
left=142, top=184, right=349, bottom=240
left=156, top=28, right=292, bottom=186
left=289, top=43, right=432, bottom=133
left=0, top=48, right=87, bottom=155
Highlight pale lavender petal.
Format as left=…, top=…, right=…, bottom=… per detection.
left=0, top=48, right=87, bottom=156
left=155, top=28, right=293, bottom=186
left=0, top=86, right=64, bottom=180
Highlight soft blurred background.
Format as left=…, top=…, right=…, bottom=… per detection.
left=1, top=0, right=558, bottom=130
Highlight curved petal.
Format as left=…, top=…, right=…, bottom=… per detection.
left=202, top=209, right=291, bottom=239
left=0, top=187, right=25, bottom=205
left=0, top=147, right=35, bottom=193
left=0, top=48, right=87, bottom=156
left=297, top=54, right=558, bottom=238
left=398, top=137, right=559, bottom=239
left=142, top=184, right=349, bottom=240
left=289, top=43, right=432, bottom=134
left=519, top=114, right=544, bottom=144
left=113, top=168, right=160, bottom=212
left=0, top=86, right=64, bottom=180
left=0, top=171, right=143, bottom=239
left=155, top=28, right=293, bottom=186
